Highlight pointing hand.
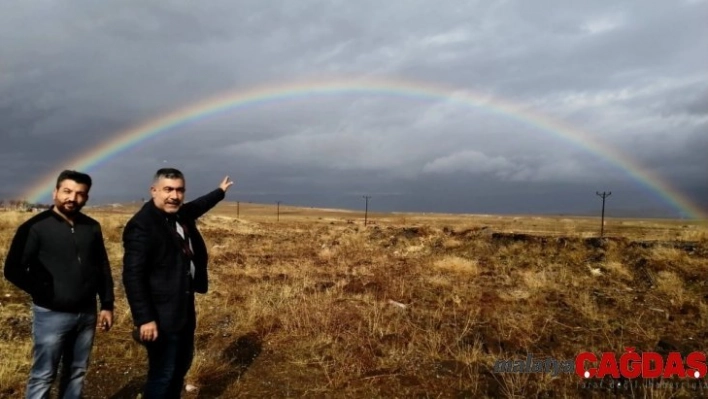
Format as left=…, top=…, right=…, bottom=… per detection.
left=219, top=176, right=234, bottom=193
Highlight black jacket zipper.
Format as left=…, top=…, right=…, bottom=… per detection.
left=71, top=226, right=82, bottom=264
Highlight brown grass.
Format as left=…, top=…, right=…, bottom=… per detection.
left=0, top=204, right=707, bottom=398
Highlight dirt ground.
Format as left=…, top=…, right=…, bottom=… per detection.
left=1, top=205, right=707, bottom=398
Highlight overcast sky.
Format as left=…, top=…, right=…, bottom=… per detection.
left=2, top=0, right=706, bottom=218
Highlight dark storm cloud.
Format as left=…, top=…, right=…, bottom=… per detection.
left=1, top=0, right=706, bottom=217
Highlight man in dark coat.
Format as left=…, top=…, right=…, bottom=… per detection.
left=122, top=168, right=233, bottom=398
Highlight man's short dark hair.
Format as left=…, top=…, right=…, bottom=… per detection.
left=56, top=170, right=92, bottom=190
left=153, top=168, right=185, bottom=182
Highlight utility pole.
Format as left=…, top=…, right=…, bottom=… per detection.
left=276, top=201, right=281, bottom=222
left=362, top=195, right=371, bottom=226
left=236, top=201, right=240, bottom=219
left=596, top=191, right=611, bottom=237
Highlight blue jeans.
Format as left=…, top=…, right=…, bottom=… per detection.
left=143, top=326, right=195, bottom=399
left=26, top=304, right=97, bottom=399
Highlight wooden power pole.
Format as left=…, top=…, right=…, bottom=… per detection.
left=596, top=191, right=611, bottom=237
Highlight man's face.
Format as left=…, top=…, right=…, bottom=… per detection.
left=52, top=179, right=89, bottom=216
left=151, top=177, right=185, bottom=213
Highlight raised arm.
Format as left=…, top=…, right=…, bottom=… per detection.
left=122, top=218, right=156, bottom=327
left=180, top=176, right=233, bottom=220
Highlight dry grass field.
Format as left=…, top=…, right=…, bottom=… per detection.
left=1, top=202, right=707, bottom=398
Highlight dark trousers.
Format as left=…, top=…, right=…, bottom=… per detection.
left=143, top=303, right=196, bottom=399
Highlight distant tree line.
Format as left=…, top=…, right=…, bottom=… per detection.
left=0, top=199, right=51, bottom=211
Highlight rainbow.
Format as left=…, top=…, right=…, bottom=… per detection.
left=22, top=76, right=706, bottom=219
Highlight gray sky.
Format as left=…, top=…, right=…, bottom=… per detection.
left=2, top=0, right=706, bottom=218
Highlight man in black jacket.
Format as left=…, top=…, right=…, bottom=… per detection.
left=122, top=168, right=232, bottom=398
left=4, top=170, right=115, bottom=399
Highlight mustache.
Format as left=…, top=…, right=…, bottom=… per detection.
left=166, top=200, right=181, bottom=205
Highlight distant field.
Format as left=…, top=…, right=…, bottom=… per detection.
left=1, top=203, right=707, bottom=398
left=87, top=201, right=708, bottom=241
